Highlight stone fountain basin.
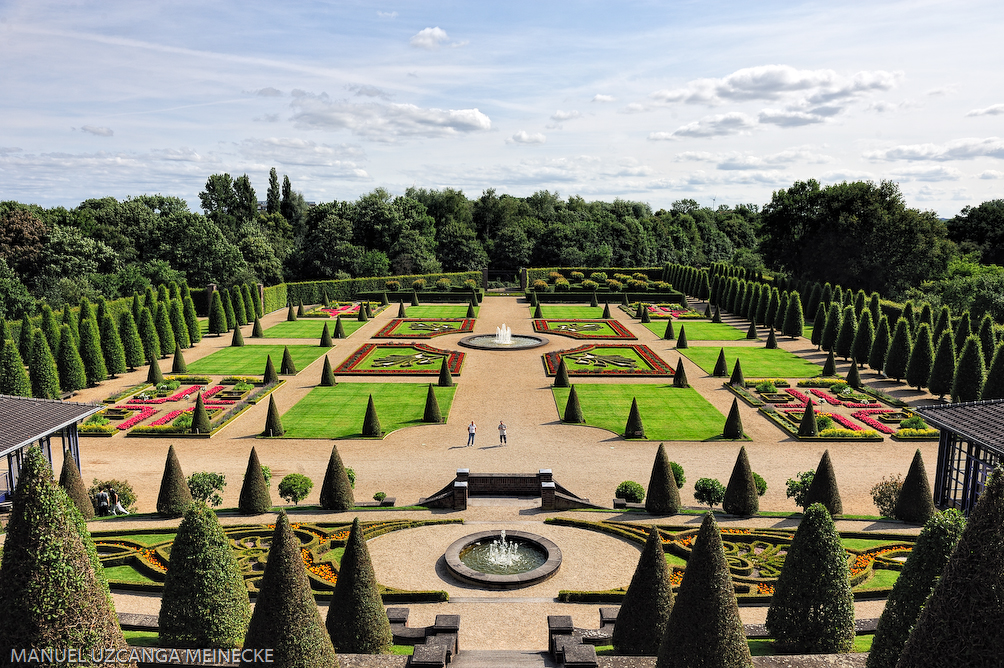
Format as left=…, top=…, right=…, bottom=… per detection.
left=444, top=530, right=562, bottom=590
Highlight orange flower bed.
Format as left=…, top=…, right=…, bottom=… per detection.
left=301, top=548, right=338, bottom=584
left=757, top=582, right=775, bottom=595
left=141, top=549, right=168, bottom=572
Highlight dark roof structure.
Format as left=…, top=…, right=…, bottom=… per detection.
left=0, top=395, right=103, bottom=460
left=915, top=399, right=1004, bottom=454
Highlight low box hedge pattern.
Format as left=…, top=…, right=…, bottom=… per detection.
left=334, top=343, right=464, bottom=376
left=373, top=319, right=475, bottom=339
left=532, top=319, right=635, bottom=340
left=543, top=344, right=673, bottom=377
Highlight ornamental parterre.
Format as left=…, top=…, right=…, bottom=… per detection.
left=334, top=342, right=465, bottom=376
left=532, top=319, right=636, bottom=340
left=543, top=344, right=673, bottom=377
left=373, top=318, right=475, bottom=338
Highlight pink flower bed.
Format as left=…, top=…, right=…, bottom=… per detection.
left=776, top=388, right=817, bottom=408
left=126, top=397, right=168, bottom=405
left=166, top=385, right=201, bottom=402
left=852, top=409, right=897, bottom=434
left=115, top=406, right=158, bottom=429
left=319, top=304, right=359, bottom=317
left=205, top=401, right=236, bottom=407
left=810, top=389, right=842, bottom=406
left=149, top=407, right=194, bottom=427
left=827, top=413, right=863, bottom=431
left=645, top=305, right=692, bottom=318
left=203, top=385, right=224, bottom=399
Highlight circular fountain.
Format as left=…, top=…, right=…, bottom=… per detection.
left=444, top=529, right=562, bottom=589
left=458, top=323, right=548, bottom=351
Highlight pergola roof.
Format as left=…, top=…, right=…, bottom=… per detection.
left=915, top=399, right=1004, bottom=456
left=0, top=395, right=104, bottom=459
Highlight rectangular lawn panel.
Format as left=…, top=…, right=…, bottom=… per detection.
left=680, top=346, right=821, bottom=378
left=551, top=384, right=725, bottom=440
left=544, top=344, right=672, bottom=376
left=534, top=319, right=635, bottom=340
left=335, top=342, right=464, bottom=375
left=262, top=319, right=366, bottom=339
left=188, top=345, right=330, bottom=375
left=373, top=318, right=475, bottom=338
left=644, top=321, right=748, bottom=341
left=405, top=304, right=477, bottom=318
left=281, top=383, right=457, bottom=439
left=532, top=305, right=605, bottom=319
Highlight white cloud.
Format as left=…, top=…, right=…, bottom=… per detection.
left=591, top=94, right=615, bottom=103
left=291, top=94, right=491, bottom=141
left=911, top=185, right=970, bottom=202
left=675, top=151, right=716, bottom=162
left=966, top=104, right=1004, bottom=117
left=820, top=169, right=876, bottom=182
left=81, top=125, right=113, bottom=137
left=926, top=86, right=956, bottom=97
left=409, top=27, right=466, bottom=49
left=347, top=84, right=390, bottom=99
left=757, top=108, right=829, bottom=127
left=979, top=170, right=1004, bottom=179
left=717, top=148, right=831, bottom=170
left=506, top=131, right=546, bottom=145
left=237, top=137, right=366, bottom=169
left=377, top=11, right=398, bottom=18
left=866, top=137, right=1004, bottom=161
left=253, top=113, right=280, bottom=123
left=887, top=165, right=963, bottom=182
left=551, top=110, right=580, bottom=121
left=649, top=112, right=756, bottom=139
left=0, top=147, right=23, bottom=154
left=248, top=87, right=282, bottom=97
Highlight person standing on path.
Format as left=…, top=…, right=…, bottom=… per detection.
left=467, top=421, right=477, bottom=447
left=96, top=487, right=109, bottom=516
left=498, top=420, right=507, bottom=446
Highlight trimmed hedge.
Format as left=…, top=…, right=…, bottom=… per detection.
left=262, top=272, right=482, bottom=314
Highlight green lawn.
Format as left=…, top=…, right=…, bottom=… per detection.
left=104, top=533, right=175, bottom=546
left=102, top=565, right=159, bottom=585
left=188, top=345, right=331, bottom=375
left=644, top=321, right=749, bottom=341
left=280, top=383, right=457, bottom=439
left=551, top=384, right=725, bottom=440
left=680, top=347, right=822, bottom=378
left=262, top=319, right=366, bottom=339
left=533, top=305, right=605, bottom=318
left=842, top=538, right=908, bottom=550
left=405, top=304, right=478, bottom=318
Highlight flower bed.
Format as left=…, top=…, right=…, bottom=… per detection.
left=149, top=408, right=194, bottom=427
left=333, top=342, right=465, bottom=376
left=532, top=319, right=635, bottom=340
left=619, top=303, right=702, bottom=319
left=373, top=318, right=475, bottom=339
left=165, top=385, right=201, bottom=402
left=543, top=344, right=673, bottom=377
left=852, top=409, right=898, bottom=434
left=115, top=406, right=158, bottom=430
left=203, top=385, right=224, bottom=399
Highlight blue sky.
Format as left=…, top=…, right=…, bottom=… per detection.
left=2, top=0, right=1003, bottom=216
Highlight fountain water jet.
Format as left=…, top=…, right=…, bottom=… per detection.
left=495, top=324, right=513, bottom=345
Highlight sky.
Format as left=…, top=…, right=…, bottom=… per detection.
left=1, top=0, right=1003, bottom=217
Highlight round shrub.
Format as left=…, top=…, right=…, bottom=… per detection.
left=464, top=279, right=478, bottom=289
left=554, top=278, right=570, bottom=291
left=606, top=279, right=622, bottom=291
left=434, top=278, right=451, bottom=291
left=532, top=279, right=548, bottom=292
left=548, top=271, right=564, bottom=283
left=590, top=272, right=607, bottom=282
left=871, top=475, right=903, bottom=517
left=581, top=279, right=598, bottom=291
left=670, top=462, right=686, bottom=489
left=570, top=271, right=584, bottom=282
left=373, top=491, right=387, bottom=502
left=694, top=478, right=726, bottom=509
left=385, top=280, right=400, bottom=290
left=753, top=472, right=767, bottom=496
left=616, top=481, right=645, bottom=503
left=278, top=473, right=313, bottom=505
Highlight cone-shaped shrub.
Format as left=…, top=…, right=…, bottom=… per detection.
left=982, top=343, right=1004, bottom=400
left=712, top=348, right=728, bottom=377
left=325, top=518, right=393, bottom=653
left=846, top=358, right=862, bottom=388
left=183, top=296, right=202, bottom=344
left=905, top=323, right=933, bottom=390
left=263, top=395, right=284, bottom=436
left=821, top=302, right=842, bottom=353
left=171, top=343, right=188, bottom=374
left=296, top=299, right=305, bottom=318
left=895, top=449, right=936, bottom=524
left=99, top=312, right=127, bottom=377
left=357, top=303, right=368, bottom=322
left=729, top=358, right=745, bottom=387
left=246, top=284, right=262, bottom=318
left=765, top=288, right=781, bottom=328
left=263, top=354, right=279, bottom=384
left=362, top=394, right=381, bottom=437
left=765, top=503, right=854, bottom=653
left=798, top=400, right=818, bottom=437
left=622, top=292, right=630, bottom=307
left=0, top=339, right=31, bottom=396
left=655, top=512, right=751, bottom=668
left=0, top=447, right=130, bottom=660
left=225, top=324, right=242, bottom=349
left=319, top=444, right=355, bottom=511
left=286, top=302, right=297, bottom=322
left=131, top=291, right=142, bottom=324
left=170, top=299, right=190, bottom=349
left=884, top=318, right=912, bottom=381
left=712, top=305, right=722, bottom=323
left=280, top=345, right=296, bottom=375
left=676, top=325, right=688, bottom=348
left=589, top=292, right=598, bottom=308
left=614, top=527, right=675, bottom=655
left=602, top=303, right=612, bottom=319
left=804, top=450, right=842, bottom=516
left=928, top=331, right=956, bottom=398
left=835, top=305, right=857, bottom=360
left=635, top=302, right=645, bottom=319
left=118, top=311, right=144, bottom=370
left=811, top=302, right=826, bottom=349
left=723, top=397, right=744, bottom=439
left=365, top=301, right=373, bottom=318
left=673, top=357, right=689, bottom=388
left=29, top=331, right=60, bottom=399
left=437, top=357, right=454, bottom=387
left=154, top=302, right=175, bottom=358
left=39, top=304, right=59, bottom=356
left=320, top=355, right=336, bottom=386
left=978, top=313, right=995, bottom=366
left=333, top=315, right=346, bottom=339
left=624, top=397, right=645, bottom=438
left=641, top=306, right=651, bottom=324
left=191, top=392, right=211, bottom=434
left=746, top=321, right=757, bottom=340
left=56, top=324, right=86, bottom=393
left=466, top=302, right=476, bottom=318
left=380, top=291, right=389, bottom=306
left=139, top=307, right=161, bottom=363
left=563, top=385, right=584, bottom=423
left=852, top=310, right=874, bottom=366
left=663, top=318, right=675, bottom=340
left=0, top=317, right=8, bottom=344
left=57, top=307, right=76, bottom=352
left=552, top=357, right=570, bottom=388
left=77, top=316, right=106, bottom=386
left=239, top=447, right=272, bottom=515
left=533, top=303, right=543, bottom=318
left=222, top=290, right=236, bottom=330
left=723, top=446, right=759, bottom=516
left=411, top=290, right=420, bottom=306
left=783, top=291, right=804, bottom=338
left=897, top=469, right=1004, bottom=667
left=765, top=327, right=778, bottom=349
left=319, top=322, right=333, bottom=347
left=953, top=310, right=972, bottom=354
left=866, top=509, right=966, bottom=668
left=774, top=292, right=789, bottom=332
left=646, top=443, right=681, bottom=514
left=147, top=358, right=164, bottom=385
left=952, top=335, right=986, bottom=402
left=251, top=317, right=263, bottom=338
left=208, top=291, right=227, bottom=336
left=933, top=305, right=951, bottom=343
left=704, top=303, right=712, bottom=318
left=423, top=383, right=442, bottom=423
left=869, top=315, right=891, bottom=373
left=821, top=348, right=837, bottom=376
left=59, top=452, right=95, bottom=520
left=159, top=503, right=251, bottom=648
left=241, top=511, right=339, bottom=668
left=157, top=445, right=193, bottom=517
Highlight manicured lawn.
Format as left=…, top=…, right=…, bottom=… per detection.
left=842, top=538, right=908, bottom=550
left=861, top=568, right=900, bottom=590
left=551, top=384, right=725, bottom=440
left=680, top=347, right=822, bottom=378
left=532, top=305, right=605, bottom=318
left=188, top=345, right=331, bottom=375
left=644, top=321, right=749, bottom=341
left=262, top=319, right=366, bottom=339
left=102, top=565, right=159, bottom=585
left=106, top=533, right=176, bottom=546
left=280, top=383, right=457, bottom=439
left=404, top=304, right=478, bottom=318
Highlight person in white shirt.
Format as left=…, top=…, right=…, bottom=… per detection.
left=498, top=420, right=507, bottom=446
left=467, top=421, right=477, bottom=446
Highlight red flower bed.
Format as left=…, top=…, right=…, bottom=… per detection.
left=373, top=318, right=475, bottom=339
left=532, top=319, right=635, bottom=340
left=115, top=406, right=158, bottom=429
left=150, top=407, right=194, bottom=426
left=333, top=342, right=465, bottom=375
left=203, top=385, right=224, bottom=399
left=125, top=397, right=168, bottom=405
left=775, top=388, right=816, bottom=408
left=543, top=344, right=673, bottom=377
left=852, top=409, right=897, bottom=434
left=165, top=385, right=201, bottom=402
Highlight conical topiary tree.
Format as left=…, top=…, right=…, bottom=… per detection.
left=884, top=318, right=913, bottom=382
left=866, top=509, right=966, bottom=668
left=334, top=315, right=346, bottom=339
left=466, top=302, right=476, bottom=318
left=170, top=299, right=191, bottom=349
left=553, top=357, right=570, bottom=387
left=263, top=395, right=284, bottom=436
left=905, top=323, right=934, bottom=390
left=821, top=302, right=842, bottom=353
left=895, top=449, right=936, bottom=524
left=712, top=348, right=728, bottom=377
left=673, top=357, right=688, bottom=388
left=320, top=322, right=333, bottom=347
left=139, top=307, right=161, bottom=362
left=602, top=303, right=612, bottom=319
left=222, top=289, right=236, bottom=330
left=676, top=325, right=688, bottom=348
left=533, top=303, right=543, bottom=318
left=953, top=310, right=972, bottom=354
left=765, top=503, right=854, bottom=653
left=184, top=296, right=202, bottom=343
left=147, top=357, right=164, bottom=385
left=563, top=385, right=584, bottom=423
left=157, top=444, right=193, bottom=517
left=39, top=304, right=59, bottom=355
left=712, top=305, right=722, bottom=323
left=869, top=315, right=891, bottom=374
left=0, top=447, right=131, bottom=661
left=589, top=292, right=599, bottom=308
left=154, top=302, right=176, bottom=358
left=821, top=348, right=837, bottom=376
left=635, top=302, right=645, bottom=320
left=239, top=447, right=272, bottom=515
left=296, top=300, right=305, bottom=318
left=191, top=392, right=211, bottom=434
left=362, top=394, right=381, bottom=437
left=811, top=302, right=826, bottom=349
left=774, top=292, right=789, bottom=332
left=978, top=313, right=995, bottom=367
left=240, top=511, right=339, bottom=668
left=263, top=354, right=279, bottom=384
left=852, top=310, right=875, bottom=367
left=723, top=446, right=758, bottom=516
left=896, top=468, right=1004, bottom=667
left=746, top=321, right=757, bottom=340
left=803, top=450, right=842, bottom=516
left=640, top=306, right=651, bottom=324
left=230, top=324, right=245, bottom=347
left=280, top=345, right=296, bottom=375
left=982, top=343, right=1004, bottom=400
left=613, top=527, right=675, bottom=655
left=437, top=356, right=454, bottom=387
left=798, top=400, right=818, bottom=437
left=320, top=355, right=336, bottom=386
left=835, top=305, right=857, bottom=360
left=119, top=311, right=144, bottom=370
left=251, top=317, right=263, bottom=338
left=423, top=383, right=442, bottom=422
left=18, top=313, right=35, bottom=362
left=159, top=503, right=251, bottom=648
left=723, top=397, right=744, bottom=439
left=729, top=358, right=745, bottom=387
left=365, top=301, right=373, bottom=318
left=655, top=512, right=751, bottom=668
left=59, top=452, right=95, bottom=520
left=209, top=291, right=227, bottom=335
left=846, top=358, right=862, bottom=389
left=29, top=330, right=61, bottom=399
left=783, top=290, right=804, bottom=338
left=171, top=343, right=188, bottom=374
left=356, top=303, right=368, bottom=322
left=286, top=302, right=297, bottom=322
left=646, top=443, right=681, bottom=514
left=765, top=327, right=778, bottom=349
left=933, top=305, right=951, bottom=343
left=411, top=290, right=420, bottom=306
left=0, top=339, right=31, bottom=396
left=319, top=444, right=355, bottom=511
left=231, top=288, right=247, bottom=326
left=624, top=397, right=644, bottom=438
left=56, top=324, right=86, bottom=393
left=952, top=335, right=986, bottom=402
left=325, top=518, right=393, bottom=654
left=397, top=300, right=406, bottom=318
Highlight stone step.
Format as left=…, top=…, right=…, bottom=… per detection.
left=450, top=650, right=556, bottom=668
